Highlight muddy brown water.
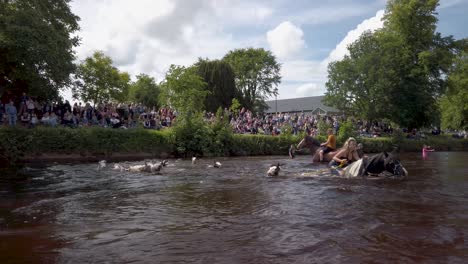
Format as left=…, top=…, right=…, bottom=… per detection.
left=1, top=152, right=467, bottom=263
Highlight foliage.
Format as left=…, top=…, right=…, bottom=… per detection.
left=1, top=128, right=467, bottom=170
left=391, top=128, right=406, bottom=145
left=229, top=98, right=241, bottom=117
left=171, top=112, right=214, bottom=157
left=325, top=0, right=459, bottom=128
left=223, top=48, right=281, bottom=111
left=0, top=0, right=80, bottom=100
left=440, top=50, right=468, bottom=130
left=337, top=120, right=356, bottom=142
left=230, top=134, right=298, bottom=156
left=195, top=59, right=238, bottom=113
left=159, top=64, right=207, bottom=114
left=0, top=127, right=174, bottom=159
left=129, top=74, right=161, bottom=108
left=73, top=51, right=130, bottom=105
left=316, top=120, right=331, bottom=137
left=0, top=128, right=32, bottom=166
left=208, top=108, right=234, bottom=156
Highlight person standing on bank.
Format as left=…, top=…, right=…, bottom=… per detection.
left=6, top=100, right=17, bottom=127
left=319, top=128, right=336, bottom=162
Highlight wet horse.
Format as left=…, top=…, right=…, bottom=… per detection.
left=338, top=150, right=408, bottom=180
left=296, top=135, right=339, bottom=162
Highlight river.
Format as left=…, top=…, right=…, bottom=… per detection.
left=1, top=152, right=467, bottom=263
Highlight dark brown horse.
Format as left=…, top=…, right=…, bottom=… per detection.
left=296, top=135, right=339, bottom=162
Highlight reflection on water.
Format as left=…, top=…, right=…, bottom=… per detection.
left=1, top=152, right=468, bottom=263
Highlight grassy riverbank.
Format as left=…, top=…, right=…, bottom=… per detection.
left=1, top=127, right=467, bottom=166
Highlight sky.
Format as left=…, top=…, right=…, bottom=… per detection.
left=68, top=0, right=468, bottom=101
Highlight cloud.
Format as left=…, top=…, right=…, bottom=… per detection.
left=322, top=9, right=385, bottom=67
left=280, top=60, right=325, bottom=83
left=439, top=0, right=464, bottom=9
left=144, top=0, right=211, bottom=44
left=296, top=83, right=322, bottom=96
left=267, top=21, right=305, bottom=59
left=275, top=10, right=386, bottom=99
left=67, top=1, right=392, bottom=102
left=283, top=4, right=379, bottom=26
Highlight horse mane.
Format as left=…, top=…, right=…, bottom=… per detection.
left=305, top=135, right=321, bottom=147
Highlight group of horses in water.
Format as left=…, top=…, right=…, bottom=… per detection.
left=294, top=135, right=408, bottom=180
left=97, top=135, right=408, bottom=180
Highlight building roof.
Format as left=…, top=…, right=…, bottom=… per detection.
left=264, top=95, right=340, bottom=113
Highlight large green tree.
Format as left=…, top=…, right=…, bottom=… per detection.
left=439, top=49, right=468, bottom=130
left=129, top=74, right=161, bottom=108
left=195, top=58, right=238, bottom=113
left=159, top=64, right=207, bottom=114
left=73, top=51, right=130, bottom=105
left=223, top=48, right=281, bottom=110
left=325, top=0, right=458, bottom=128
left=0, top=0, right=80, bottom=100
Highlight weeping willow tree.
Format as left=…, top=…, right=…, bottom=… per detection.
left=195, top=58, right=239, bottom=113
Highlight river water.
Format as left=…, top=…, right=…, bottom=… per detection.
left=1, top=152, right=467, bottom=263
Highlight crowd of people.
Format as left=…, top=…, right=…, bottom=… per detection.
left=215, top=107, right=395, bottom=138
left=0, top=93, right=177, bottom=130
left=1, top=93, right=465, bottom=139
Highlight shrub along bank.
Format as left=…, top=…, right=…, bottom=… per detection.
left=0, top=127, right=467, bottom=167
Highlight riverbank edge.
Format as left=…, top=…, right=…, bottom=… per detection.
left=1, top=127, right=467, bottom=166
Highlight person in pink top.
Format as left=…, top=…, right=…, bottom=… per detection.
left=422, top=144, right=434, bottom=159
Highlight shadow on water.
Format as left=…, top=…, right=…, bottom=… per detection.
left=0, top=153, right=467, bottom=263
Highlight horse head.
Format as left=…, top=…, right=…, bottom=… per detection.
left=384, top=153, right=407, bottom=177
left=297, top=135, right=321, bottom=153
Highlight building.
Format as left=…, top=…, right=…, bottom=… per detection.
left=264, top=95, right=341, bottom=115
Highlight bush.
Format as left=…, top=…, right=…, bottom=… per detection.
left=171, top=112, right=213, bottom=157
left=337, top=120, right=356, bottom=142
left=230, top=134, right=298, bottom=156
left=208, top=108, right=234, bottom=156
left=316, top=120, right=331, bottom=136
left=0, top=127, right=174, bottom=163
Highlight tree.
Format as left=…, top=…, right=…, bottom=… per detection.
left=440, top=50, right=468, bottom=130
left=73, top=51, right=130, bottom=105
left=129, top=74, right=161, bottom=108
left=325, top=0, right=458, bottom=128
left=159, top=64, right=207, bottom=115
left=223, top=48, right=281, bottom=110
left=195, top=58, right=238, bottom=112
left=0, top=0, right=80, bottom=100
left=325, top=31, right=408, bottom=121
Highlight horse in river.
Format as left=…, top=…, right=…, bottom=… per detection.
left=296, top=135, right=339, bottom=162
left=334, top=149, right=408, bottom=181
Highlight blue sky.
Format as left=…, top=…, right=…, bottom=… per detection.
left=69, top=0, right=468, bottom=101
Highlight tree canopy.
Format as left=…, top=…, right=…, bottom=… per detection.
left=195, top=58, right=238, bottom=113
left=325, top=0, right=459, bottom=128
left=440, top=49, right=468, bottom=130
left=73, top=51, right=130, bottom=105
left=0, top=0, right=80, bottom=100
left=223, top=48, right=281, bottom=111
left=159, top=64, right=207, bottom=115
left=129, top=74, right=161, bottom=109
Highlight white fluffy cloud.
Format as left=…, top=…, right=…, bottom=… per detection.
left=277, top=10, right=385, bottom=99
left=70, top=0, right=272, bottom=81
left=322, top=9, right=385, bottom=67
left=267, top=21, right=305, bottom=59
left=67, top=1, right=389, bottom=102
